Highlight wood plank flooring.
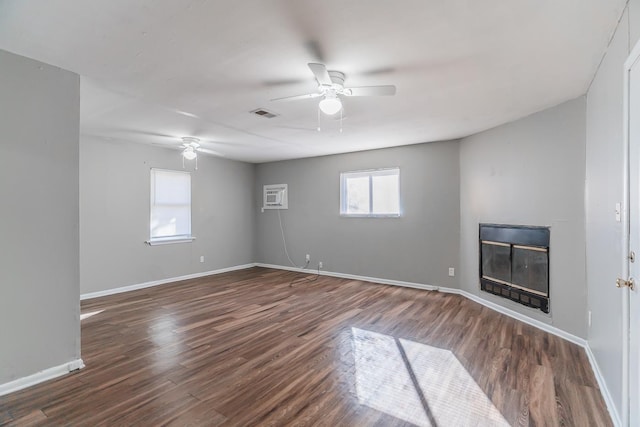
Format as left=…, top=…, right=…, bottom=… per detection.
left=0, top=267, right=611, bottom=426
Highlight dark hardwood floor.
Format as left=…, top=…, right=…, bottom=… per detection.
left=0, top=267, right=611, bottom=426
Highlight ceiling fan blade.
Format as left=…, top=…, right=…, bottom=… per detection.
left=197, top=147, right=225, bottom=157
left=152, top=142, right=180, bottom=150
left=344, top=85, right=396, bottom=97
left=308, top=63, right=332, bottom=86
left=271, top=92, right=322, bottom=102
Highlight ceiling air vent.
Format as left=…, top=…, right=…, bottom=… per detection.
left=251, top=108, right=278, bottom=118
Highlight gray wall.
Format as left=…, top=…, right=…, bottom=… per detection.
left=255, top=142, right=460, bottom=288
left=585, top=1, right=640, bottom=417
left=80, top=137, right=255, bottom=294
left=459, top=98, right=587, bottom=338
left=0, top=50, right=80, bottom=384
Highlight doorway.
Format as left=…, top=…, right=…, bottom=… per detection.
left=623, top=37, right=640, bottom=427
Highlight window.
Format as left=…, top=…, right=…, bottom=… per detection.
left=340, top=168, right=400, bottom=217
left=148, top=168, right=194, bottom=245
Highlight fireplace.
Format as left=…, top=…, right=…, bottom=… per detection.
left=479, top=224, right=550, bottom=313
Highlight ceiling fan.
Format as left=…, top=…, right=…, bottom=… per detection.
left=119, top=129, right=229, bottom=158
left=271, top=63, right=396, bottom=116
left=179, top=137, right=225, bottom=169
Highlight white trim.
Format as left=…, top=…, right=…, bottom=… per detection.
left=340, top=167, right=401, bottom=217
left=0, top=358, right=84, bottom=397
left=255, top=263, right=438, bottom=292
left=586, top=343, right=622, bottom=427
left=456, top=289, right=585, bottom=346
left=257, top=263, right=583, bottom=344
left=80, top=263, right=256, bottom=300
left=76, top=261, right=618, bottom=425
left=256, top=263, right=619, bottom=424
left=145, top=236, right=196, bottom=246
left=339, top=214, right=402, bottom=218
left=149, top=168, right=192, bottom=244
left=66, top=359, right=85, bottom=371
left=622, top=41, right=632, bottom=427
left=620, top=36, right=640, bottom=427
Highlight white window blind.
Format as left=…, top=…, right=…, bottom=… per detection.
left=149, top=169, right=194, bottom=245
left=340, top=168, right=400, bottom=217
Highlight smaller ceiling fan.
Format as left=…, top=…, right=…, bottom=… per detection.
left=271, top=63, right=396, bottom=116
left=180, top=137, right=202, bottom=160
left=179, top=137, right=224, bottom=168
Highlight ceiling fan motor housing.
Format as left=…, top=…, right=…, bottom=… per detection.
left=321, top=71, right=347, bottom=100
left=182, top=136, right=201, bottom=148
left=327, top=70, right=345, bottom=89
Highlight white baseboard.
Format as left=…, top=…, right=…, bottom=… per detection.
left=80, top=263, right=256, bottom=300
left=255, top=263, right=439, bottom=291
left=0, top=358, right=85, bottom=397
left=77, top=261, right=618, bottom=425
left=257, top=263, right=585, bottom=345
left=456, top=289, right=586, bottom=347
left=584, top=344, right=621, bottom=427
left=4, top=265, right=257, bottom=399
left=257, top=263, right=618, bottom=424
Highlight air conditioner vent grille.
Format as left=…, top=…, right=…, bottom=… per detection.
left=251, top=108, right=277, bottom=118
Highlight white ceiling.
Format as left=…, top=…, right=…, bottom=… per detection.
left=0, top=0, right=626, bottom=163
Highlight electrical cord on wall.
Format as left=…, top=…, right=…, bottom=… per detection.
left=277, top=209, right=309, bottom=270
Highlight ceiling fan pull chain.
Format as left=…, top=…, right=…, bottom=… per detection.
left=317, top=106, right=321, bottom=132
left=195, top=155, right=198, bottom=170
left=182, top=155, right=185, bottom=169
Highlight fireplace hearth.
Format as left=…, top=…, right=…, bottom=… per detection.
left=479, top=224, right=550, bottom=313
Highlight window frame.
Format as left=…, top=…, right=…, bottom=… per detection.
left=340, top=167, right=401, bottom=218
left=147, top=168, right=195, bottom=246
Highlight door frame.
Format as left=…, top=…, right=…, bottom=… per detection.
left=622, top=37, right=640, bottom=427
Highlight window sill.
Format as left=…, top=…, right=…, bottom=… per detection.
left=340, top=214, right=402, bottom=218
left=146, top=236, right=196, bottom=246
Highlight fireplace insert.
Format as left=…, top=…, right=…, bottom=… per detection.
left=479, top=224, right=550, bottom=313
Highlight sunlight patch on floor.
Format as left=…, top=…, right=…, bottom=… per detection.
left=352, top=327, right=509, bottom=427
left=80, top=310, right=104, bottom=320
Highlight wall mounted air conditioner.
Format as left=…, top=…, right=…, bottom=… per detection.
left=263, top=184, right=288, bottom=209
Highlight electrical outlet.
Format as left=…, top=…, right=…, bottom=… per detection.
left=200, top=256, right=205, bottom=263
left=448, top=267, right=455, bottom=277
left=319, top=261, right=323, bottom=269
left=306, top=254, right=310, bottom=262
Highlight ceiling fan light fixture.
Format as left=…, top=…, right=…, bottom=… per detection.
left=319, top=96, right=342, bottom=115
left=182, top=146, right=197, bottom=160
left=182, top=136, right=200, bottom=147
